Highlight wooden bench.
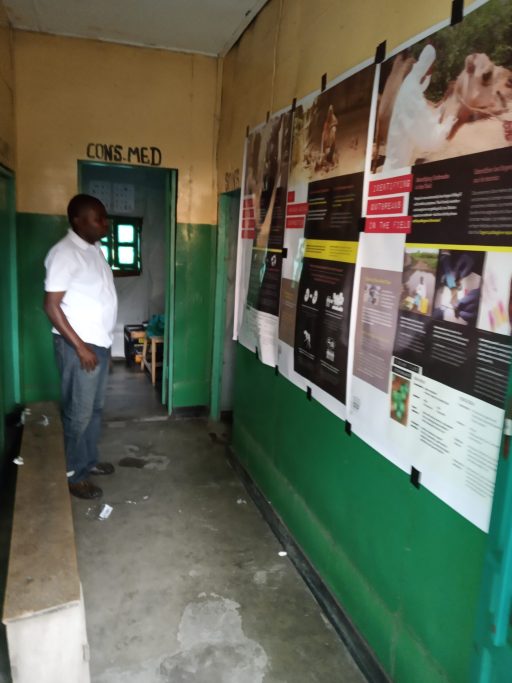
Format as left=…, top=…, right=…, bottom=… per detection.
left=2, top=402, right=90, bottom=683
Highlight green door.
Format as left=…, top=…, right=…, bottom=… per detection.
left=0, top=168, right=20, bottom=458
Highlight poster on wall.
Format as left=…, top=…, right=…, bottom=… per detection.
left=348, top=0, right=512, bottom=531
left=234, top=110, right=293, bottom=365
left=277, top=64, right=375, bottom=416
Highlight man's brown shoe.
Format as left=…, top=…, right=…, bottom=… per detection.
left=69, top=480, right=103, bottom=500
left=89, top=462, right=115, bottom=475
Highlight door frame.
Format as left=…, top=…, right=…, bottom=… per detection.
left=210, top=190, right=240, bottom=421
left=77, top=160, right=178, bottom=412
left=162, top=169, right=178, bottom=413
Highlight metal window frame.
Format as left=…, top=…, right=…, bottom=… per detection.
left=102, top=215, right=143, bottom=276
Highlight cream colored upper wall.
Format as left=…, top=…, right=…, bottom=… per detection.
left=0, top=1, right=15, bottom=170
left=14, top=31, right=219, bottom=223
left=218, top=0, right=477, bottom=188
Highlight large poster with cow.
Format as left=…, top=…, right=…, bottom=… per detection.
left=347, top=0, right=512, bottom=531
left=277, top=63, right=375, bottom=418
left=234, top=110, right=293, bottom=366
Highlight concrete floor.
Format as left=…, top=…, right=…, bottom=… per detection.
left=104, top=360, right=166, bottom=422
left=71, top=366, right=367, bottom=683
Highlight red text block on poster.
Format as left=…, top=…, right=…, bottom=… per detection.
left=287, top=202, right=309, bottom=216
left=368, top=174, right=413, bottom=197
left=365, top=216, right=412, bottom=234
left=286, top=216, right=306, bottom=229
left=367, top=196, right=405, bottom=215
left=285, top=199, right=308, bottom=229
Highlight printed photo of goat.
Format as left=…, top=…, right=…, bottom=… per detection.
left=372, top=0, right=512, bottom=172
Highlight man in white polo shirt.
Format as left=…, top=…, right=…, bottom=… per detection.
left=44, top=194, right=118, bottom=500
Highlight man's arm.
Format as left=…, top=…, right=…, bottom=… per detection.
left=44, top=291, right=98, bottom=371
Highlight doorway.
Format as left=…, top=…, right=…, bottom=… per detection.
left=78, top=161, right=177, bottom=414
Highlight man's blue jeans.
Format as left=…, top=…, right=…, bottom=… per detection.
left=54, top=335, right=110, bottom=484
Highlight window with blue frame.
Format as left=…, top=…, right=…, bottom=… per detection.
left=100, top=216, right=142, bottom=276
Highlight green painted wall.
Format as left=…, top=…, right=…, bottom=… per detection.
left=232, top=344, right=486, bottom=683
left=16, top=213, right=215, bottom=408
left=0, top=171, right=18, bottom=464
left=173, top=222, right=216, bottom=408
left=17, top=213, right=67, bottom=404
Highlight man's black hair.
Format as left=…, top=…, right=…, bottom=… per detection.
left=67, top=194, right=104, bottom=226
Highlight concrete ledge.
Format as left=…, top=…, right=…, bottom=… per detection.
left=3, top=402, right=80, bottom=622
left=2, top=402, right=90, bottom=683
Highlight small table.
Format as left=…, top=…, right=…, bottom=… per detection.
left=141, top=335, right=164, bottom=386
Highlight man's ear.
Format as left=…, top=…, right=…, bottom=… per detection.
left=71, top=213, right=82, bottom=230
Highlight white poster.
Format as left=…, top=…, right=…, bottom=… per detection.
left=347, top=0, right=512, bottom=531
left=234, top=111, right=293, bottom=366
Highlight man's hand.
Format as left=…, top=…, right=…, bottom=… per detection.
left=44, top=291, right=97, bottom=370
left=76, top=344, right=98, bottom=372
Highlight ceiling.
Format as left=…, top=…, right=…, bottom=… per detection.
left=3, top=0, right=268, bottom=56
